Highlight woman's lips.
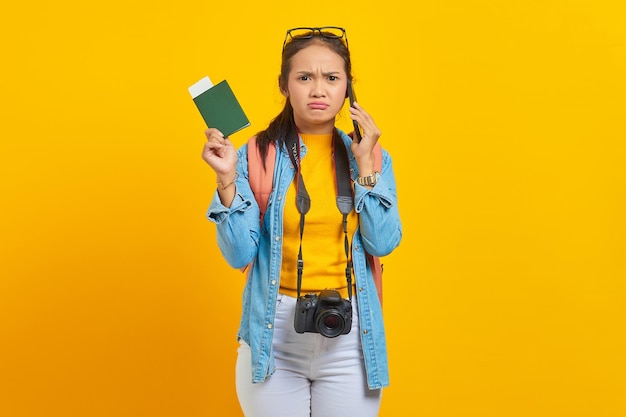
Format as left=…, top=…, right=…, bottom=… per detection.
left=308, top=102, right=329, bottom=110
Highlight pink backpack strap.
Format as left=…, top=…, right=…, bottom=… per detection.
left=368, top=255, right=384, bottom=304
left=240, top=137, right=275, bottom=274
left=247, top=136, right=276, bottom=222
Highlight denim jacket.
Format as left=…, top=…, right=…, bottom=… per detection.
left=207, top=129, right=402, bottom=389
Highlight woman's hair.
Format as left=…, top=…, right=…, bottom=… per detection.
left=254, top=32, right=353, bottom=167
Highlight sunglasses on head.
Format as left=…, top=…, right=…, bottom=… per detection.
left=282, top=26, right=349, bottom=51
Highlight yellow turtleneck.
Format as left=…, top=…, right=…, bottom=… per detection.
left=279, top=133, right=358, bottom=299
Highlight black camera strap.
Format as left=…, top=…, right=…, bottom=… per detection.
left=285, top=127, right=354, bottom=301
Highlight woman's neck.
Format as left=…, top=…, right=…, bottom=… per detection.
left=294, top=119, right=335, bottom=135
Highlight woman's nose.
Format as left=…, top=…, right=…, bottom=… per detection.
left=310, top=80, right=325, bottom=97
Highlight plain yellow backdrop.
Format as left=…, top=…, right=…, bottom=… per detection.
left=1, top=1, right=625, bottom=416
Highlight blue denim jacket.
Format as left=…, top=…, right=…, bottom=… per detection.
left=207, top=129, right=402, bottom=389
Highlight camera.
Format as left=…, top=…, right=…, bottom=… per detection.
left=294, top=289, right=352, bottom=338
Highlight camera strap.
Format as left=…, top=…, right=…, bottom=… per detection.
left=285, top=127, right=354, bottom=301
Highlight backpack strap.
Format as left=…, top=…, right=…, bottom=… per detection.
left=246, top=134, right=385, bottom=305
left=247, top=136, right=276, bottom=223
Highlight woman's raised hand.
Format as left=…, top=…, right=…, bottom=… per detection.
left=202, top=128, right=238, bottom=177
left=202, top=128, right=239, bottom=206
left=349, top=102, right=382, bottom=175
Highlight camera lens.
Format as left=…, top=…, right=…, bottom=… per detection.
left=323, top=315, right=340, bottom=328
left=316, top=311, right=345, bottom=338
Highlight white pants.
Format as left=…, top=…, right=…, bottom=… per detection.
left=236, top=294, right=382, bottom=417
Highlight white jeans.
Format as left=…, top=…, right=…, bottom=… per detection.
left=236, top=294, right=382, bottom=417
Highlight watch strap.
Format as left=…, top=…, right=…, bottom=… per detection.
left=356, top=171, right=380, bottom=187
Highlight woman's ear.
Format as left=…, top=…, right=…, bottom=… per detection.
left=279, top=75, right=288, bottom=97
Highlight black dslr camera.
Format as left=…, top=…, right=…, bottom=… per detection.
left=294, top=289, right=352, bottom=338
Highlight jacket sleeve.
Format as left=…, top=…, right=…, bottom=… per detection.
left=206, top=144, right=261, bottom=269
left=353, top=148, right=403, bottom=257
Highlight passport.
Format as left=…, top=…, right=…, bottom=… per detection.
left=188, top=76, right=250, bottom=137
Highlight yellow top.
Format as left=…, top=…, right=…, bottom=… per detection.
left=279, top=133, right=358, bottom=299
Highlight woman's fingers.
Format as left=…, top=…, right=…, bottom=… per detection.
left=202, top=129, right=238, bottom=174
left=349, top=102, right=382, bottom=144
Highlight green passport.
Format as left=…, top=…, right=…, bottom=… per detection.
left=189, top=77, right=250, bottom=137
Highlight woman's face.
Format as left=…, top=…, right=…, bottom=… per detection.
left=283, top=43, right=348, bottom=134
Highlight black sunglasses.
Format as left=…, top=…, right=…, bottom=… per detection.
left=282, top=26, right=349, bottom=51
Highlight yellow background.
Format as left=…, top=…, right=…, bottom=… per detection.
left=1, top=1, right=625, bottom=416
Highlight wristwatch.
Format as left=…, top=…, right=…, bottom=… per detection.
left=356, top=171, right=381, bottom=187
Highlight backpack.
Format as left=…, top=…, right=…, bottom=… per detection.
left=246, top=135, right=385, bottom=304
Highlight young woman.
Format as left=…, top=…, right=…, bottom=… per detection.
left=202, top=27, right=402, bottom=417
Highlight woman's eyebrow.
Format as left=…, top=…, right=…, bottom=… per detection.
left=294, top=70, right=342, bottom=76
